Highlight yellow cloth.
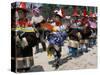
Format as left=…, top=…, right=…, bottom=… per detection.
left=68, top=40, right=79, bottom=48
left=15, top=27, right=35, bottom=32
left=47, top=50, right=53, bottom=59
left=52, top=26, right=59, bottom=32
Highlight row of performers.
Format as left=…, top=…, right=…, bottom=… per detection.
left=11, top=3, right=97, bottom=72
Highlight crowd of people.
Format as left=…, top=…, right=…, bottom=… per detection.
left=11, top=2, right=97, bottom=72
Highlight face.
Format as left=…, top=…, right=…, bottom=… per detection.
left=33, top=11, right=39, bottom=17
left=53, top=16, right=60, bottom=22
left=18, top=10, right=26, bottom=18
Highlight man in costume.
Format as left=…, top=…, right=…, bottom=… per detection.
left=31, top=7, right=46, bottom=53
left=47, top=8, right=67, bottom=69
left=12, top=2, right=38, bottom=72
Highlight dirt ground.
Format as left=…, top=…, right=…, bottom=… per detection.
left=29, top=41, right=97, bottom=72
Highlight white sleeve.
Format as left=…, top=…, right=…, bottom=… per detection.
left=40, top=16, right=44, bottom=22
left=30, top=16, right=34, bottom=24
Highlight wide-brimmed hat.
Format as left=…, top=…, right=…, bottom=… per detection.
left=16, top=2, right=28, bottom=12
left=81, top=7, right=88, bottom=17
left=89, top=11, right=97, bottom=18
left=54, top=8, right=65, bottom=18
left=72, top=6, right=80, bottom=17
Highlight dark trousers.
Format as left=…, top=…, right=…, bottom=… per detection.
left=36, top=41, right=46, bottom=53
left=35, top=29, right=46, bottom=53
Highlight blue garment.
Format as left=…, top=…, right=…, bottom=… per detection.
left=47, top=31, right=67, bottom=46
left=80, top=43, right=88, bottom=52
left=68, top=46, right=77, bottom=57
left=89, top=39, right=96, bottom=47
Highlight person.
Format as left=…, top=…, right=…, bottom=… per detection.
left=31, top=7, right=46, bottom=53
left=12, top=2, right=35, bottom=72
left=88, top=16, right=97, bottom=47
left=47, top=9, right=67, bottom=69
left=79, top=23, right=91, bottom=53
left=68, top=29, right=79, bottom=57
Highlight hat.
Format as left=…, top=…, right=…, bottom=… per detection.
left=89, top=11, right=97, bottom=18
left=54, top=8, right=64, bottom=18
left=16, top=2, right=28, bottom=12
left=82, top=7, right=88, bottom=17
left=72, top=6, right=80, bottom=17
left=32, top=8, right=40, bottom=14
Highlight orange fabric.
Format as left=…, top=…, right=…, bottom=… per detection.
left=41, top=23, right=53, bottom=31
left=55, top=20, right=62, bottom=26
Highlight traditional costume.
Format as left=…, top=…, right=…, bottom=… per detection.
left=47, top=9, right=67, bottom=69
left=88, top=10, right=97, bottom=47
left=11, top=2, right=35, bottom=72
left=68, top=29, right=79, bottom=57
left=31, top=7, right=46, bottom=53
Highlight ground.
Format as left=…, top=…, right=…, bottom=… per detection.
left=29, top=41, right=97, bottom=72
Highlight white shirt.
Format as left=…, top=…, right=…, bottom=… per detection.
left=31, top=15, right=44, bottom=24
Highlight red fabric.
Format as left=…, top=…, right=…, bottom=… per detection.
left=16, top=20, right=32, bottom=27
left=81, top=17, right=88, bottom=25
left=61, top=8, right=65, bottom=18
left=83, top=7, right=87, bottom=16
left=55, top=20, right=62, bottom=26
left=19, top=2, right=26, bottom=9
left=74, top=19, right=81, bottom=23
